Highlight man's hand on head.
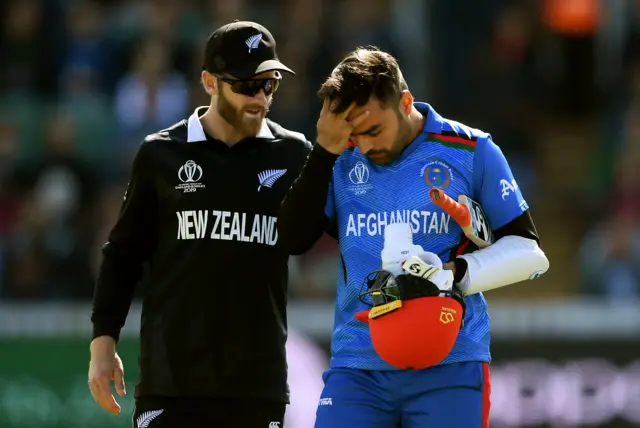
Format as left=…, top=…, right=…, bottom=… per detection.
left=316, top=100, right=369, bottom=155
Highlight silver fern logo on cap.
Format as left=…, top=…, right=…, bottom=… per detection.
left=245, top=34, right=262, bottom=53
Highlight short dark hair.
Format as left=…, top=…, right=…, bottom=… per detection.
left=317, top=47, right=408, bottom=115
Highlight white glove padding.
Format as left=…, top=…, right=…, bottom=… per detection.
left=414, top=251, right=443, bottom=269
left=402, top=254, right=453, bottom=292
left=381, top=223, right=425, bottom=274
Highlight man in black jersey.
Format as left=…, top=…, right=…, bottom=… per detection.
left=88, top=20, right=312, bottom=428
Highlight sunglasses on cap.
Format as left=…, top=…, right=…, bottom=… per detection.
left=216, top=73, right=281, bottom=97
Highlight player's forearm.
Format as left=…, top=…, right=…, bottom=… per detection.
left=91, top=140, right=157, bottom=341
left=457, top=235, right=549, bottom=295
left=453, top=210, right=547, bottom=295
left=91, top=243, right=142, bottom=342
left=278, top=144, right=338, bottom=254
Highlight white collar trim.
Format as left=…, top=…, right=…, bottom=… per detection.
left=186, top=106, right=274, bottom=142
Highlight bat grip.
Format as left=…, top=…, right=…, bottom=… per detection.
left=429, top=189, right=471, bottom=227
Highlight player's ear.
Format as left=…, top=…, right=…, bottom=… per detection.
left=201, top=71, right=217, bottom=96
left=398, top=90, right=413, bottom=116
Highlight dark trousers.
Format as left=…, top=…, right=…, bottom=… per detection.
left=132, top=396, right=286, bottom=428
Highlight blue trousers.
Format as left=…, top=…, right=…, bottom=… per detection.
left=315, top=361, right=491, bottom=428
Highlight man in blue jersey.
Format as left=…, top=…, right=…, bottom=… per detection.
left=278, top=47, right=549, bottom=428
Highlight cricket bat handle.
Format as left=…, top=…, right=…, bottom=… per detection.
left=429, top=188, right=491, bottom=248
left=429, top=188, right=471, bottom=228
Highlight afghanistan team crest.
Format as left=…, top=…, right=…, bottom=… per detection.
left=421, top=161, right=453, bottom=189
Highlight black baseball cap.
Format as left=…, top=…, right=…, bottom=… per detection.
left=203, top=20, right=294, bottom=80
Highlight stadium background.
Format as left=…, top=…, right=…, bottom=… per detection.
left=0, top=0, right=638, bottom=427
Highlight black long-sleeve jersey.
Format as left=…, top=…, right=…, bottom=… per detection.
left=91, top=107, right=312, bottom=402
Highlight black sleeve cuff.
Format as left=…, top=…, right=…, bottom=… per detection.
left=91, top=325, right=121, bottom=343
left=307, top=143, right=340, bottom=173
left=453, top=258, right=468, bottom=284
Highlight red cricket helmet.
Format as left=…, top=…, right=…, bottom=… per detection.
left=355, top=268, right=466, bottom=370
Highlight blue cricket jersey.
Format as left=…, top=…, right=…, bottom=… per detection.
left=325, top=102, right=529, bottom=370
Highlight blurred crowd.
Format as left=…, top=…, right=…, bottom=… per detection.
left=0, top=0, right=638, bottom=302
left=578, top=1, right=640, bottom=302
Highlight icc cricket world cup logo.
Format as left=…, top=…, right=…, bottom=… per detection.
left=176, top=160, right=205, bottom=193
left=349, top=161, right=370, bottom=185
left=347, top=161, right=373, bottom=195
left=178, top=160, right=203, bottom=183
